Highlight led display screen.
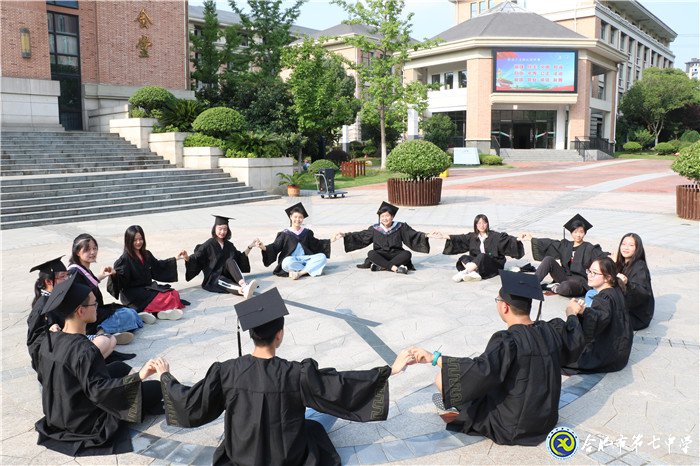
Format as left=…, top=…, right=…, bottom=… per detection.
left=493, top=50, right=577, bottom=93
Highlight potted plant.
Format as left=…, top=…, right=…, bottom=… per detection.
left=671, top=141, right=700, bottom=220
left=277, top=171, right=306, bottom=197
left=385, top=140, right=452, bottom=206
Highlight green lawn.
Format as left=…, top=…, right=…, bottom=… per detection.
left=613, top=151, right=677, bottom=161
left=299, top=169, right=403, bottom=190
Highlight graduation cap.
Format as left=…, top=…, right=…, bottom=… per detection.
left=212, top=214, right=234, bottom=226
left=41, top=273, right=92, bottom=319
left=498, top=270, right=545, bottom=319
left=285, top=202, right=308, bottom=218
left=563, top=213, right=592, bottom=238
left=29, top=256, right=67, bottom=275
left=377, top=201, right=399, bottom=217
left=233, top=288, right=289, bottom=356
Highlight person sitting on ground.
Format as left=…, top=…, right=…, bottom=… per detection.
left=333, top=201, right=429, bottom=274
left=563, top=257, right=633, bottom=373
left=430, top=214, right=524, bottom=283
left=34, top=273, right=164, bottom=457
left=108, top=225, right=188, bottom=323
left=257, top=203, right=330, bottom=280
left=154, top=288, right=414, bottom=465
left=519, top=213, right=608, bottom=297
left=184, top=214, right=258, bottom=299
left=615, top=233, right=654, bottom=330
left=409, top=270, right=584, bottom=446
left=68, top=233, right=143, bottom=345
left=28, top=256, right=117, bottom=373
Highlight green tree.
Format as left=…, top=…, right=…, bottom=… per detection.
left=283, top=39, right=360, bottom=149
left=420, top=114, right=456, bottom=151
left=331, top=0, right=440, bottom=168
left=619, top=68, right=700, bottom=146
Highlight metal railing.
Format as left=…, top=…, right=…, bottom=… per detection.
left=573, top=136, right=616, bottom=161
left=491, top=136, right=501, bottom=157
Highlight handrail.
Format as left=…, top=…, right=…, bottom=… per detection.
left=574, top=136, right=615, bottom=161
left=491, top=136, right=501, bottom=157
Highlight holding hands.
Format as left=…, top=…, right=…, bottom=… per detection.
left=391, top=348, right=418, bottom=375
left=152, top=357, right=171, bottom=377
left=97, top=266, right=115, bottom=281
left=616, top=273, right=628, bottom=285
left=177, top=250, right=189, bottom=261
left=566, top=298, right=585, bottom=316
left=427, top=231, right=449, bottom=240
left=518, top=233, right=533, bottom=241
left=331, top=232, right=345, bottom=242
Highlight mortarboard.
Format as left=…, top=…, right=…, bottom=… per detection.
left=212, top=214, right=234, bottom=226
left=30, top=256, right=67, bottom=275
left=498, top=270, right=544, bottom=318
left=285, top=202, right=309, bottom=218
left=234, top=287, right=289, bottom=332
left=41, top=273, right=92, bottom=319
left=563, top=213, right=592, bottom=237
left=377, top=201, right=399, bottom=217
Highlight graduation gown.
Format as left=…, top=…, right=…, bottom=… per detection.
left=34, top=332, right=143, bottom=456
left=441, top=316, right=585, bottom=446
left=108, top=252, right=178, bottom=312
left=262, top=229, right=331, bottom=277
left=185, top=238, right=251, bottom=293
left=161, top=355, right=391, bottom=466
left=443, top=231, right=525, bottom=278
left=69, top=265, right=121, bottom=335
left=27, top=294, right=56, bottom=375
left=343, top=222, right=430, bottom=270
left=572, top=287, right=632, bottom=373
left=531, top=238, right=608, bottom=279
left=621, top=260, right=654, bottom=330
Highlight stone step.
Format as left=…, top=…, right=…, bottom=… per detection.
left=0, top=168, right=224, bottom=186
left=1, top=164, right=174, bottom=176
left=2, top=147, right=153, bottom=154
left=1, top=194, right=279, bottom=230
left=2, top=154, right=164, bottom=163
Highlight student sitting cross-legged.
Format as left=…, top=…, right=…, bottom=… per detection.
left=409, top=271, right=585, bottom=446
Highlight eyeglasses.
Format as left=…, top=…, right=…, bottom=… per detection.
left=494, top=297, right=505, bottom=304
left=81, top=302, right=98, bottom=308
left=586, top=269, right=603, bottom=276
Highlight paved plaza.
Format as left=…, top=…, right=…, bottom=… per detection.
left=1, top=159, right=698, bottom=465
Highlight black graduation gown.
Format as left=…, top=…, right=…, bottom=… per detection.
left=34, top=332, right=143, bottom=456
left=531, top=238, right=608, bottom=280
left=69, top=266, right=120, bottom=335
left=160, top=355, right=391, bottom=466
left=571, top=287, right=632, bottom=373
left=27, top=294, right=56, bottom=375
left=621, top=260, right=655, bottom=330
left=343, top=222, right=430, bottom=270
left=262, top=229, right=331, bottom=277
left=443, top=231, right=525, bottom=278
left=185, top=238, right=251, bottom=293
left=108, top=252, right=178, bottom=312
left=441, top=316, right=585, bottom=446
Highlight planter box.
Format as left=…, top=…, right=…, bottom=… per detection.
left=387, top=177, right=443, bottom=206
left=183, top=146, right=223, bottom=169
left=218, top=157, right=295, bottom=195
left=109, top=117, right=158, bottom=149
left=676, top=184, right=700, bottom=220
left=149, top=132, right=189, bottom=167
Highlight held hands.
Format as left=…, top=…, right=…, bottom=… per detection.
left=518, top=233, right=533, bottom=241
left=391, top=348, right=417, bottom=375
left=138, top=359, right=158, bottom=381
left=427, top=231, right=449, bottom=240
left=49, top=324, right=61, bottom=332
left=617, top=273, right=628, bottom=285
left=151, top=357, right=170, bottom=378
left=176, top=250, right=189, bottom=261
left=566, top=298, right=585, bottom=317
left=98, top=266, right=115, bottom=281
left=408, top=347, right=434, bottom=364
left=331, top=232, right=344, bottom=242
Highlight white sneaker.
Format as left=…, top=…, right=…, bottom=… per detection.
left=463, top=271, right=482, bottom=281
left=289, top=271, right=301, bottom=280
left=138, top=312, right=157, bottom=324
left=157, top=308, right=184, bottom=321
left=114, top=332, right=134, bottom=345
left=242, top=280, right=258, bottom=300
left=452, top=270, right=469, bottom=283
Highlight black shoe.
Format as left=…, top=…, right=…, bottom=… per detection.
left=370, top=263, right=384, bottom=272
left=104, top=350, right=136, bottom=363
left=541, top=283, right=550, bottom=291
left=520, top=263, right=536, bottom=273
left=356, top=261, right=371, bottom=269
left=180, top=299, right=191, bottom=306
left=396, top=265, right=408, bottom=274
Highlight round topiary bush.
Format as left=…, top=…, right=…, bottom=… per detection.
left=479, top=154, right=503, bottom=165
left=623, top=141, right=643, bottom=152
left=192, top=107, right=246, bottom=138
left=386, top=140, right=452, bottom=180
left=129, top=86, right=175, bottom=115
left=654, top=142, right=675, bottom=155
left=309, top=159, right=339, bottom=172
left=680, top=130, right=700, bottom=143
left=672, top=141, right=700, bottom=185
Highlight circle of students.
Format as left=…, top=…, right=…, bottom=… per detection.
left=28, top=201, right=654, bottom=463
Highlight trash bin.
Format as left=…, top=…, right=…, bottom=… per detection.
left=318, top=168, right=335, bottom=194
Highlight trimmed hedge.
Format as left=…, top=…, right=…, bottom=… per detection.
left=386, top=140, right=451, bottom=180
left=192, top=107, right=246, bottom=138
left=309, top=159, right=339, bottom=172
left=671, top=141, right=700, bottom=183
left=183, top=133, right=227, bottom=151
left=623, top=141, right=643, bottom=152
left=654, top=142, right=675, bottom=155
left=129, top=86, right=175, bottom=114
left=479, top=154, right=503, bottom=165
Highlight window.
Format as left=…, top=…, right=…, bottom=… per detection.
left=431, top=74, right=441, bottom=86
left=479, top=1, right=486, bottom=12
left=470, top=2, right=477, bottom=17
left=610, top=27, right=617, bottom=47
left=600, top=21, right=607, bottom=40
left=444, top=71, right=454, bottom=90
left=488, top=0, right=495, bottom=7
left=458, top=70, right=467, bottom=88
left=48, top=12, right=80, bottom=75
left=47, top=0, right=78, bottom=8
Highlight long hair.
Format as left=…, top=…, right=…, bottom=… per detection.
left=32, top=273, right=53, bottom=306
left=473, top=214, right=490, bottom=234
left=615, top=233, right=646, bottom=275
left=211, top=223, right=232, bottom=241
left=593, top=257, right=619, bottom=288
left=70, top=233, right=98, bottom=266
left=124, top=225, right=147, bottom=260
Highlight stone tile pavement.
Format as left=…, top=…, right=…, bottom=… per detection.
left=1, top=159, right=697, bottom=464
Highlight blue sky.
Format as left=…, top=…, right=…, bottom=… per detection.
left=192, top=0, right=699, bottom=70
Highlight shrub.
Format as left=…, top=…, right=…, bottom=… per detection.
left=183, top=133, right=227, bottom=151
left=386, top=140, right=451, bottom=180
left=277, top=171, right=306, bottom=187
left=362, top=143, right=377, bottom=156
left=129, top=86, right=175, bottom=115
left=632, top=129, right=655, bottom=148
left=668, top=139, right=683, bottom=152
left=309, top=159, right=339, bottom=172
left=654, top=142, right=675, bottom=155
left=623, top=141, right=643, bottom=152
left=128, top=107, right=148, bottom=118
left=226, top=149, right=256, bottom=158
left=348, top=141, right=364, bottom=159
left=680, top=130, right=700, bottom=143
left=229, top=130, right=284, bottom=158
left=421, top=114, right=456, bottom=151
left=151, top=124, right=179, bottom=134
left=479, top=154, right=503, bottom=165
left=158, top=99, right=204, bottom=132
left=326, top=148, right=350, bottom=165
left=192, top=107, right=246, bottom=138
left=671, top=141, right=700, bottom=185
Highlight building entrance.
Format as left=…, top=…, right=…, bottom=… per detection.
left=491, top=110, right=556, bottom=149
left=48, top=11, right=83, bottom=130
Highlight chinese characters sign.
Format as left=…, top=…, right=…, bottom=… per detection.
left=493, top=50, right=577, bottom=93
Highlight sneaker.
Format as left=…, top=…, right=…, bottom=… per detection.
left=507, top=266, right=521, bottom=273
left=138, top=312, right=157, bottom=325
left=356, top=261, right=371, bottom=269
left=289, top=271, right=301, bottom=280
left=396, top=265, right=408, bottom=274
left=370, top=263, right=384, bottom=272
left=452, top=270, right=469, bottom=282
left=180, top=299, right=191, bottom=306
left=549, top=284, right=560, bottom=294
left=463, top=271, right=482, bottom=281
left=432, top=393, right=458, bottom=414
left=157, top=308, right=184, bottom=321
left=114, top=332, right=134, bottom=345
left=242, top=280, right=258, bottom=300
